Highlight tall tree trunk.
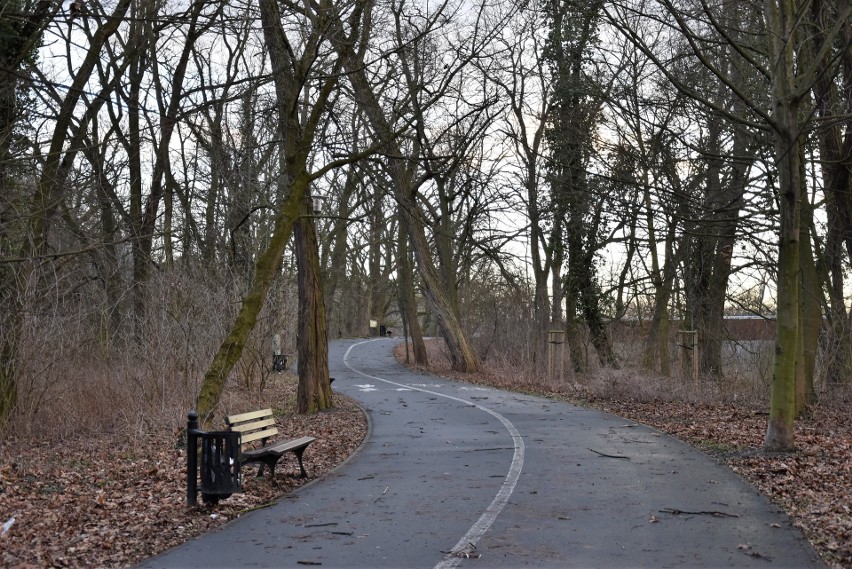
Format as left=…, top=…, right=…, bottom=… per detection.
left=810, top=0, right=852, bottom=385
left=702, top=118, right=752, bottom=378
left=764, top=0, right=803, bottom=451
left=642, top=164, right=667, bottom=373
left=0, top=0, right=40, bottom=416
left=318, top=161, right=360, bottom=337
left=580, top=282, right=619, bottom=368
left=398, top=218, right=428, bottom=365
left=127, top=6, right=147, bottom=335
left=527, top=164, right=551, bottom=364
left=798, top=189, right=820, bottom=411
left=564, top=285, right=585, bottom=373
left=295, top=197, right=332, bottom=414
left=197, top=0, right=345, bottom=423
left=404, top=195, right=479, bottom=372
left=196, top=181, right=307, bottom=423
left=0, top=307, right=18, bottom=425
left=434, top=178, right=460, bottom=319
left=644, top=216, right=679, bottom=376
left=550, top=220, right=565, bottom=331
left=91, top=146, right=122, bottom=346
left=368, top=191, right=385, bottom=334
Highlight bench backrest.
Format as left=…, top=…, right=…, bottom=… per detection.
left=225, top=408, right=278, bottom=446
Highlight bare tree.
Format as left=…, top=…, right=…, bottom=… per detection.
left=808, top=0, right=852, bottom=387
left=0, top=0, right=132, bottom=423
left=327, top=0, right=507, bottom=372
left=604, top=0, right=851, bottom=449
left=484, top=3, right=555, bottom=363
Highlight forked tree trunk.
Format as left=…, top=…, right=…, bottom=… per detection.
left=330, top=26, right=479, bottom=372
left=398, top=220, right=428, bottom=365
left=197, top=0, right=344, bottom=423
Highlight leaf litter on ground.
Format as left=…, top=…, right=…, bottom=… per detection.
left=2, top=348, right=851, bottom=568
left=0, top=373, right=367, bottom=569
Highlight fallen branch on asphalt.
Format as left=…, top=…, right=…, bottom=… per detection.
left=660, top=508, right=740, bottom=518
left=587, top=448, right=630, bottom=459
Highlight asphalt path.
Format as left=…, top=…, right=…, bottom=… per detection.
left=138, top=338, right=823, bottom=568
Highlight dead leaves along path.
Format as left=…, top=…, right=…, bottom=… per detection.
left=1, top=371, right=850, bottom=568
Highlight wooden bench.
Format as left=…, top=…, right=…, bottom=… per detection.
left=225, top=409, right=315, bottom=479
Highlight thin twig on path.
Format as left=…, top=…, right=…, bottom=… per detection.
left=374, top=486, right=389, bottom=503
left=587, top=448, right=630, bottom=459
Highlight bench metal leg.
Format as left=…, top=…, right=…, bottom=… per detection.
left=294, top=447, right=308, bottom=478
left=247, top=451, right=307, bottom=479
left=256, top=457, right=280, bottom=479
left=251, top=457, right=279, bottom=479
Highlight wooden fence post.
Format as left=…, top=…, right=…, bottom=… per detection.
left=548, top=329, right=565, bottom=380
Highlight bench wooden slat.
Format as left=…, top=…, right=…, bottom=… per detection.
left=266, top=436, right=314, bottom=453
left=228, top=417, right=277, bottom=433
left=226, top=408, right=273, bottom=425
left=238, top=427, right=279, bottom=445
left=242, top=436, right=314, bottom=459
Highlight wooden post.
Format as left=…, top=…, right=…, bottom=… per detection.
left=679, top=330, right=699, bottom=385
left=548, top=329, right=565, bottom=380
left=693, top=329, right=699, bottom=386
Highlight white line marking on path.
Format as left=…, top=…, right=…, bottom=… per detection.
left=343, top=339, right=525, bottom=569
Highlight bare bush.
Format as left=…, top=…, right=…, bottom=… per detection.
left=6, top=265, right=299, bottom=438
left=414, top=328, right=779, bottom=410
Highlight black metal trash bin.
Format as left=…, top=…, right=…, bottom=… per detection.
left=186, top=412, right=242, bottom=506
left=199, top=430, right=241, bottom=503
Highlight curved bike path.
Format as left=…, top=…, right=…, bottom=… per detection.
left=138, top=338, right=822, bottom=568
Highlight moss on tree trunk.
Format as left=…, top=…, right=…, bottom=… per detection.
left=764, top=0, right=804, bottom=452
left=195, top=183, right=305, bottom=425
